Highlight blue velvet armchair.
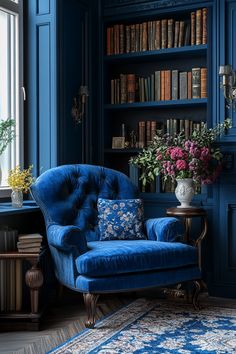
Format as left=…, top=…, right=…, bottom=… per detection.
left=31, top=164, right=202, bottom=328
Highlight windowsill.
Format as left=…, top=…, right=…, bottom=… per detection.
left=0, top=200, right=40, bottom=215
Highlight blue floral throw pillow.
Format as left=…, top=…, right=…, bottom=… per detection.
left=97, top=198, right=146, bottom=241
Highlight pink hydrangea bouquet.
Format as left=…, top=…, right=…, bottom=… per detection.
left=130, top=119, right=231, bottom=187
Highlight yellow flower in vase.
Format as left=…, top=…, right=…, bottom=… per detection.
left=7, top=165, right=34, bottom=208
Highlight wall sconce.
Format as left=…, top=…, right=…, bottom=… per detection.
left=71, top=85, right=89, bottom=124
left=219, top=64, right=236, bottom=108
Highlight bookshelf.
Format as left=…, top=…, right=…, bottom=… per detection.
left=0, top=202, right=46, bottom=330
left=102, top=4, right=210, bottom=193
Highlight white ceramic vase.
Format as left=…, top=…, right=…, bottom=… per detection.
left=175, top=178, right=195, bottom=208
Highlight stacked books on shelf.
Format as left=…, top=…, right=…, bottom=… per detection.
left=106, top=8, right=207, bottom=55
left=110, top=67, right=207, bottom=104
left=166, top=118, right=205, bottom=139
left=17, top=233, right=43, bottom=253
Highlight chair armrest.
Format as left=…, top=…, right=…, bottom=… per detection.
left=145, top=217, right=184, bottom=242
left=47, top=223, right=88, bottom=253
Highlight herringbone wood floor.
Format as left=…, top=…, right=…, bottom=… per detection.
left=0, top=288, right=236, bottom=354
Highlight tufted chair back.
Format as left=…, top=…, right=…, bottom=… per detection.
left=31, top=164, right=138, bottom=241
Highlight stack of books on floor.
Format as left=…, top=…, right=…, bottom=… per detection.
left=17, top=233, right=43, bottom=253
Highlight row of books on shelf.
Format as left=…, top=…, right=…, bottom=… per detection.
left=106, top=8, right=207, bottom=55
left=0, top=232, right=43, bottom=312
left=110, top=68, right=207, bottom=104
left=137, top=119, right=204, bottom=148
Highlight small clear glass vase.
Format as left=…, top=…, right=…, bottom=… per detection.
left=11, top=189, right=23, bottom=208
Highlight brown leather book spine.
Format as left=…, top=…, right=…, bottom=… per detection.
left=161, top=70, right=165, bottom=100
left=178, top=21, right=185, bottom=47
left=168, top=19, right=174, bottom=48
left=111, top=79, right=115, bottom=104
left=125, top=25, right=130, bottom=53
left=164, top=70, right=171, bottom=101
left=196, top=9, right=202, bottom=45
left=130, top=24, right=136, bottom=52
left=201, top=68, right=207, bottom=98
left=110, top=27, right=114, bottom=55
left=148, top=21, right=152, bottom=50
left=174, top=21, right=180, bottom=48
left=138, top=121, right=145, bottom=148
left=151, top=121, right=157, bottom=140
left=161, top=19, right=167, bottom=49
left=188, top=71, right=192, bottom=99
left=114, top=24, right=120, bottom=54
left=120, top=74, right=127, bottom=103
left=202, top=8, right=208, bottom=44
left=146, top=120, right=151, bottom=145
left=191, top=12, right=196, bottom=45
left=119, top=24, right=124, bottom=54
left=135, top=23, right=140, bottom=52
left=142, top=22, right=148, bottom=51
left=106, top=27, right=111, bottom=55
left=155, top=20, right=161, bottom=50
left=127, top=74, right=136, bottom=103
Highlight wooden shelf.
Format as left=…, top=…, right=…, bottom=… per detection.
left=104, top=98, right=207, bottom=110
left=104, top=45, right=207, bottom=63
left=104, top=148, right=142, bottom=154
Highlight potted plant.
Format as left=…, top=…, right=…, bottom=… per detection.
left=0, top=118, right=15, bottom=184
left=7, top=165, right=34, bottom=208
left=130, top=119, right=232, bottom=208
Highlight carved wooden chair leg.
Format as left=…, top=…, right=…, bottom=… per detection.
left=192, top=280, right=202, bottom=310
left=83, top=293, right=100, bottom=328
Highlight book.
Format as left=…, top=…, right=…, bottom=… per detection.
left=119, top=24, right=125, bottom=54
left=114, top=24, right=120, bottom=54
left=130, top=24, right=136, bottom=52
left=125, top=25, right=131, bottom=53
left=17, top=242, right=42, bottom=249
left=18, top=247, right=41, bottom=253
left=142, top=22, right=148, bottom=51
left=18, top=233, right=43, bottom=241
left=164, top=70, right=171, bottom=100
left=138, top=121, right=145, bottom=148
left=202, top=8, right=208, bottom=44
left=146, top=120, right=151, bottom=145
left=154, top=20, right=161, bottom=50
left=154, top=71, right=161, bottom=101
left=161, top=19, right=167, bottom=49
left=178, top=21, right=185, bottom=47
left=196, top=9, right=202, bottom=45
left=201, top=68, right=207, bottom=98
left=187, top=71, right=192, bottom=99
left=167, top=19, right=174, bottom=48
left=120, top=74, right=127, bottom=103
left=151, top=121, right=157, bottom=140
left=127, top=74, right=136, bottom=103
left=135, top=23, right=140, bottom=52
left=172, top=70, right=179, bottom=100
left=106, top=27, right=112, bottom=55
left=179, top=72, right=188, bottom=99
left=191, top=12, right=196, bottom=45
left=161, top=70, right=165, bottom=100
left=174, top=21, right=180, bottom=48
left=192, top=67, right=201, bottom=98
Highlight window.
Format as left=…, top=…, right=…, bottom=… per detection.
left=0, top=0, right=23, bottom=192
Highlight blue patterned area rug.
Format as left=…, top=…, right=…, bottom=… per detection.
left=48, top=298, right=236, bottom=353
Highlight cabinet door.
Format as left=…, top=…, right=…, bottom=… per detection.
left=213, top=184, right=236, bottom=297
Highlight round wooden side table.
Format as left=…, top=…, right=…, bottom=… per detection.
left=166, top=207, right=208, bottom=271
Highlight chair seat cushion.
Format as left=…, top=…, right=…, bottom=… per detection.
left=75, top=240, right=198, bottom=277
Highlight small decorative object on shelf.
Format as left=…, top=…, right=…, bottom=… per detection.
left=7, top=165, right=34, bottom=208
left=130, top=119, right=232, bottom=204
